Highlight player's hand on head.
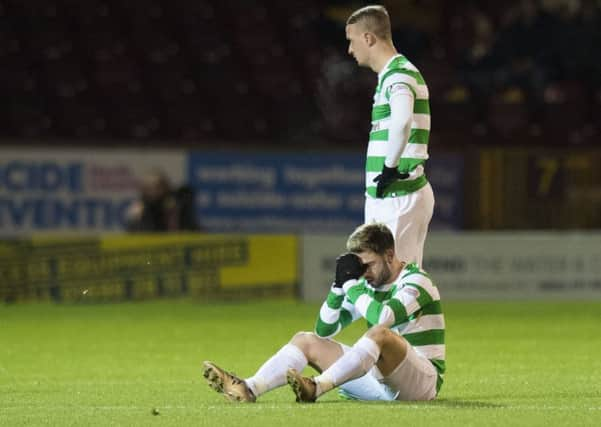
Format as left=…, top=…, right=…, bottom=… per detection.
left=373, top=166, right=409, bottom=198
left=334, top=252, right=367, bottom=288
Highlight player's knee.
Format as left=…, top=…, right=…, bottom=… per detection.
left=365, top=325, right=393, bottom=346
left=366, top=325, right=408, bottom=359
left=289, top=331, right=317, bottom=352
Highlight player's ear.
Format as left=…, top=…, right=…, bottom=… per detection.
left=364, top=32, right=377, bottom=47
left=385, top=248, right=395, bottom=263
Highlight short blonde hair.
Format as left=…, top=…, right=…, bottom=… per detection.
left=346, top=5, right=392, bottom=40
left=346, top=223, right=394, bottom=255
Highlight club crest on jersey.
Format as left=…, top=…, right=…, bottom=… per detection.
left=386, top=82, right=408, bottom=99
left=389, top=83, right=405, bottom=94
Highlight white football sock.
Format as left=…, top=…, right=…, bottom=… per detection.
left=245, top=344, right=308, bottom=397
left=314, top=336, right=380, bottom=397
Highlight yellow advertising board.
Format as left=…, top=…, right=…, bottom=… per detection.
left=0, top=234, right=298, bottom=302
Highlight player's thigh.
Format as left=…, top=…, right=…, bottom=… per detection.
left=396, top=185, right=434, bottom=233
left=393, top=186, right=434, bottom=264
left=417, top=182, right=434, bottom=227
left=382, top=344, right=438, bottom=401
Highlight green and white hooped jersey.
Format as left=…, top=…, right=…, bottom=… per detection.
left=366, top=54, right=431, bottom=198
left=315, top=263, right=445, bottom=392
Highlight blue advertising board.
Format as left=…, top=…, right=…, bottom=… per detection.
left=0, top=149, right=185, bottom=236
left=187, top=151, right=463, bottom=232
left=428, top=154, right=464, bottom=230
left=0, top=148, right=463, bottom=235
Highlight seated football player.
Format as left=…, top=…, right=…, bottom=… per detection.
left=203, top=222, right=445, bottom=402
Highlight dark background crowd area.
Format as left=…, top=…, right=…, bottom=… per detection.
left=0, top=0, right=600, bottom=147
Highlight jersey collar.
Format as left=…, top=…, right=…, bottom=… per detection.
left=378, top=54, right=404, bottom=80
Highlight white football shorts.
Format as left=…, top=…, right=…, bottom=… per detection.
left=338, top=340, right=438, bottom=401
left=364, top=182, right=434, bottom=266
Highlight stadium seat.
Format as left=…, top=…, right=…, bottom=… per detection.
left=541, top=81, right=588, bottom=138
left=0, top=23, right=22, bottom=63
left=22, top=28, right=74, bottom=63
left=146, top=68, right=197, bottom=103
left=41, top=60, right=89, bottom=100
left=92, top=55, right=140, bottom=94
left=418, top=54, right=455, bottom=96
left=134, top=32, right=187, bottom=82
left=65, top=0, right=119, bottom=35
left=593, top=90, right=601, bottom=133
left=0, top=61, right=37, bottom=99
left=8, top=98, right=54, bottom=138
left=198, top=63, right=252, bottom=100
left=431, top=101, right=478, bottom=134
left=106, top=98, right=161, bottom=140
left=0, top=0, right=598, bottom=144
left=487, top=88, right=530, bottom=137
left=54, top=99, right=107, bottom=138
left=163, top=101, right=216, bottom=141
left=214, top=94, right=272, bottom=140
left=4, top=0, right=63, bottom=25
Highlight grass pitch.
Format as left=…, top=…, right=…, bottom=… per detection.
left=1, top=300, right=600, bottom=426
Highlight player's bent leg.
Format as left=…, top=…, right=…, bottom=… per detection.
left=298, top=330, right=385, bottom=401
left=288, top=327, right=425, bottom=403
left=364, top=325, right=408, bottom=376
left=285, top=332, right=346, bottom=403
left=235, top=331, right=343, bottom=402
left=383, top=347, right=438, bottom=401
left=366, top=326, right=438, bottom=401
left=289, top=331, right=345, bottom=373
left=333, top=339, right=397, bottom=401
left=287, top=339, right=396, bottom=402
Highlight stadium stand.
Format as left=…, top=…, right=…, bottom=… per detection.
left=0, top=0, right=599, bottom=144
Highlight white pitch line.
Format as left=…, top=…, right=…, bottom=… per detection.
left=1, top=404, right=600, bottom=412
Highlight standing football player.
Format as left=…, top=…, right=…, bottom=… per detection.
left=346, top=5, right=434, bottom=267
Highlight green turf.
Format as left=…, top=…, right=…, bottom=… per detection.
left=1, top=300, right=600, bottom=426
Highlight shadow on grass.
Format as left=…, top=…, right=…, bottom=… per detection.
left=427, top=398, right=504, bottom=409
left=317, top=398, right=504, bottom=408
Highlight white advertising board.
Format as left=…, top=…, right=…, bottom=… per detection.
left=302, top=232, right=601, bottom=300
left=300, top=234, right=348, bottom=301
left=424, top=232, right=601, bottom=299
